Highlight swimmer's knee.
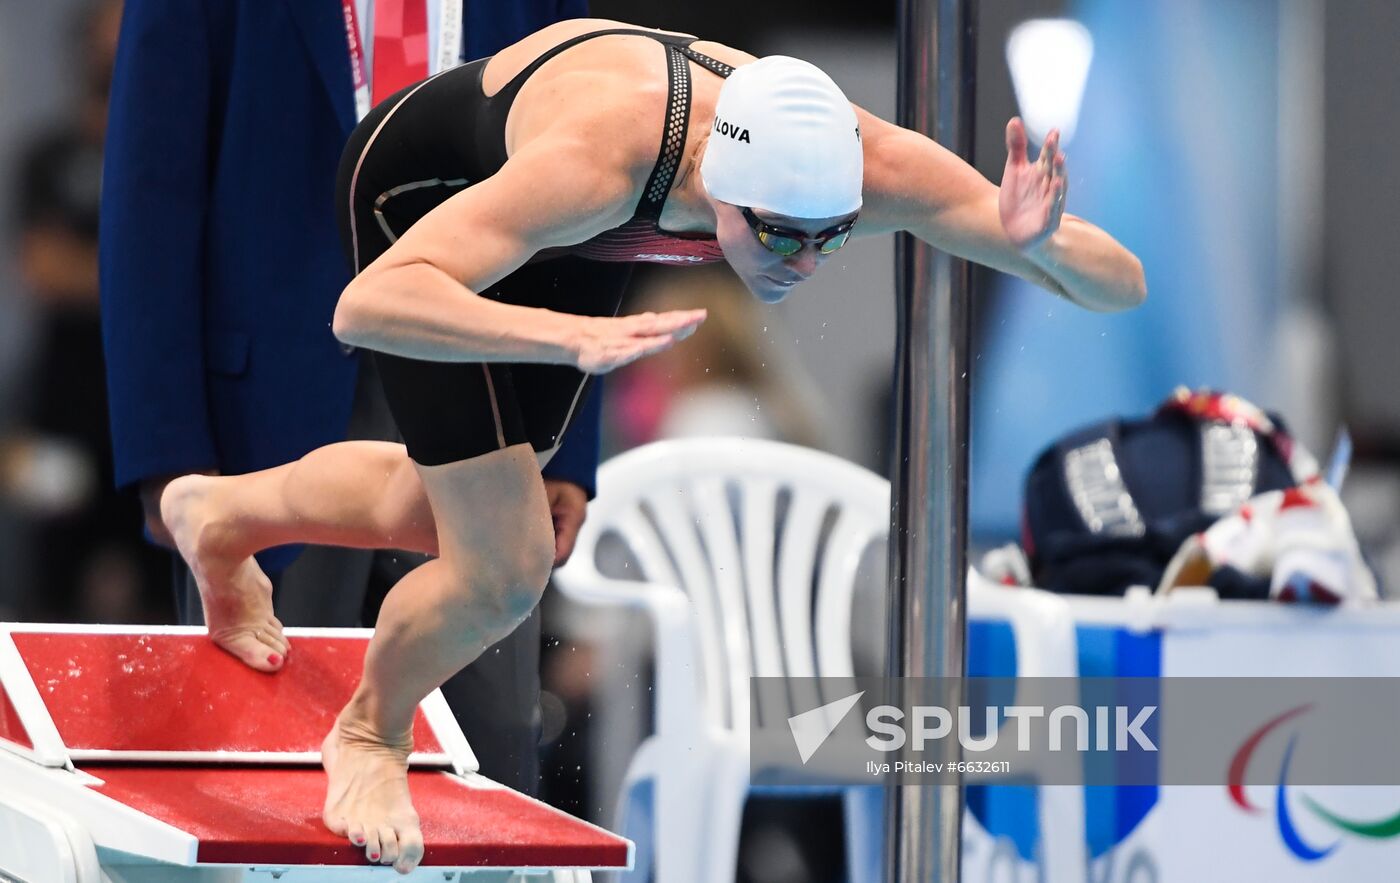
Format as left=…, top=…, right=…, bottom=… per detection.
left=479, top=585, right=545, bottom=629
left=497, top=539, right=554, bottom=619
left=467, top=533, right=553, bottom=627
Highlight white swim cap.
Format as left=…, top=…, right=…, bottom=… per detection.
left=700, top=56, right=863, bottom=219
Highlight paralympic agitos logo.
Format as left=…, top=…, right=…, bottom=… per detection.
left=1229, top=704, right=1400, bottom=861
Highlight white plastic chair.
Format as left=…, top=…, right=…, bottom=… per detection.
left=553, top=438, right=1084, bottom=882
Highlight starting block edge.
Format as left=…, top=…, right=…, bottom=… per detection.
left=455, top=772, right=636, bottom=871
left=420, top=688, right=479, bottom=774
left=0, top=627, right=69, bottom=767
left=0, top=750, right=199, bottom=866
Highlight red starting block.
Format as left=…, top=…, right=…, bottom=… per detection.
left=0, top=624, right=632, bottom=882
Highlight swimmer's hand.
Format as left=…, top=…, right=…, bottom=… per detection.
left=999, top=117, right=1068, bottom=253
left=544, top=479, right=587, bottom=566
left=573, top=309, right=707, bottom=375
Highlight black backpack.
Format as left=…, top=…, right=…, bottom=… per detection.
left=1021, top=389, right=1316, bottom=597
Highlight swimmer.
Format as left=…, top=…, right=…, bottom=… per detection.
left=160, top=18, right=1145, bottom=873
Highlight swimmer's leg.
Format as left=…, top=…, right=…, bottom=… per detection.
left=321, top=444, right=553, bottom=873
left=161, top=441, right=436, bottom=672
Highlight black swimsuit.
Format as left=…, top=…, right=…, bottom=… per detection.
left=334, top=29, right=732, bottom=468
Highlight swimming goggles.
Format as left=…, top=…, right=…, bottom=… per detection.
left=741, top=207, right=857, bottom=256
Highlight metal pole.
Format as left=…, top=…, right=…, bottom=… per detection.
left=886, top=0, right=976, bottom=881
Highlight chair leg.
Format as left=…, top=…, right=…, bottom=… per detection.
left=842, top=785, right=884, bottom=883
left=613, top=774, right=656, bottom=883
left=653, top=754, right=721, bottom=883
left=695, top=748, right=751, bottom=883
left=1037, top=785, right=1087, bottom=883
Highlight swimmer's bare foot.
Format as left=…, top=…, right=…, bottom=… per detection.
left=322, top=713, right=424, bottom=874
left=160, top=474, right=288, bottom=672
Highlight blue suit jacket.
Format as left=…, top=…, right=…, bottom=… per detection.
left=100, top=0, right=598, bottom=526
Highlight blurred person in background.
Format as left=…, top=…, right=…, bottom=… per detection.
left=99, top=0, right=594, bottom=798
left=6, top=0, right=169, bottom=624
left=605, top=265, right=826, bottom=450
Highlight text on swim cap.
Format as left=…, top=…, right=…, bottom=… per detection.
left=713, top=116, right=751, bottom=144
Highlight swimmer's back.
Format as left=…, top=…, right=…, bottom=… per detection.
left=482, top=19, right=755, bottom=160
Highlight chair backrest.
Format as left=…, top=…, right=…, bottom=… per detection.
left=557, top=438, right=890, bottom=733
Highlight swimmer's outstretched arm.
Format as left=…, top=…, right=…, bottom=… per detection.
left=332, top=130, right=705, bottom=373
left=856, top=111, right=1147, bottom=313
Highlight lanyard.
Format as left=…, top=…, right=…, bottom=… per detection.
left=341, top=0, right=372, bottom=122
left=341, top=0, right=464, bottom=122
left=437, top=0, right=462, bottom=77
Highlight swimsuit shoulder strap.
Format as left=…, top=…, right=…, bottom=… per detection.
left=678, top=44, right=736, bottom=79
left=490, top=29, right=739, bottom=221
left=633, top=43, right=690, bottom=221
left=492, top=28, right=692, bottom=107
left=633, top=41, right=734, bottom=220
